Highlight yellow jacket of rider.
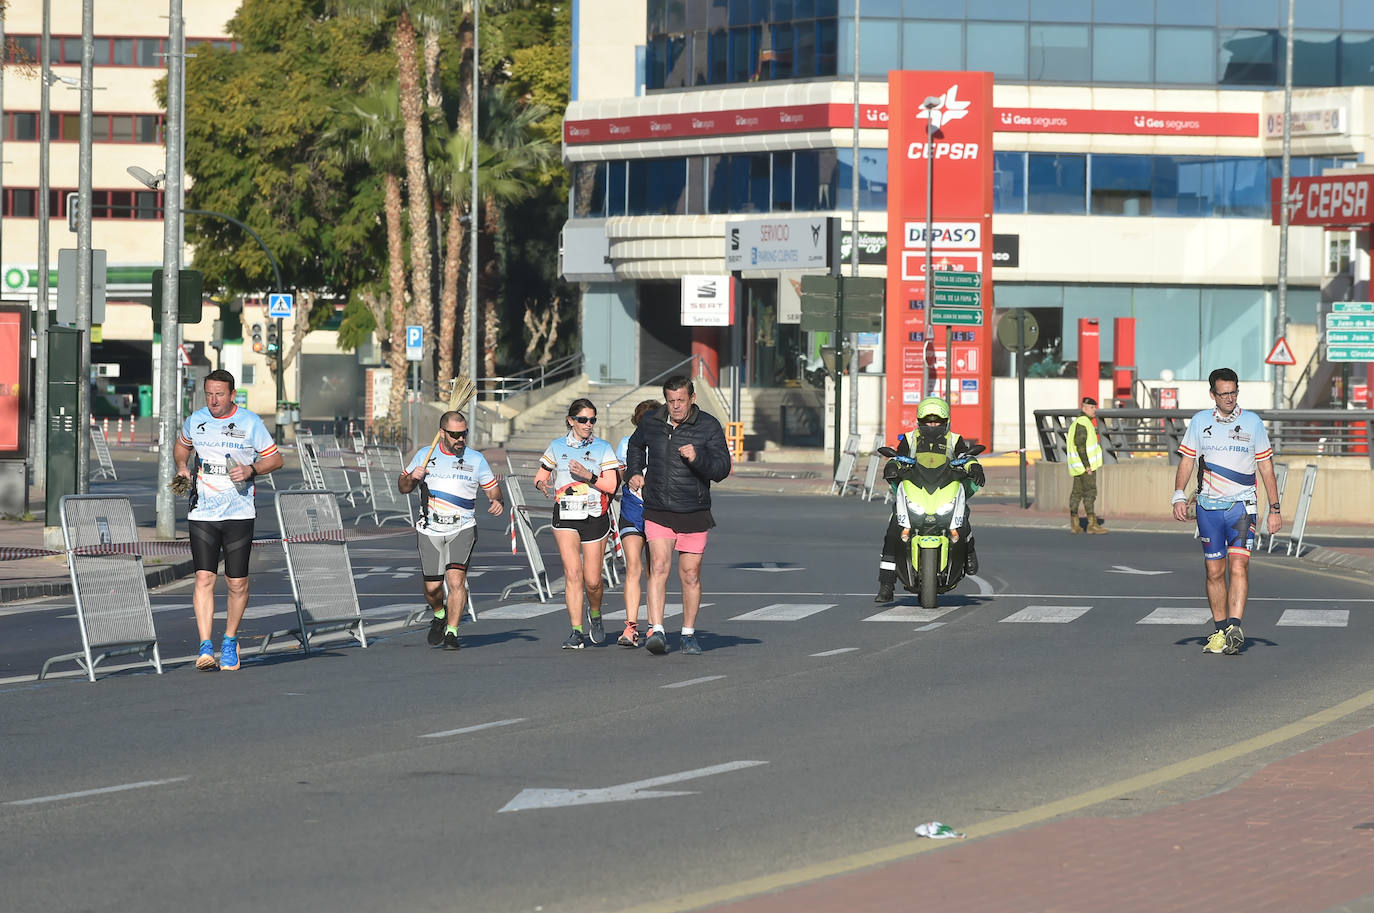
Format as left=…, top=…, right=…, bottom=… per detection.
left=1067, top=415, right=1103, bottom=476
left=895, top=430, right=982, bottom=494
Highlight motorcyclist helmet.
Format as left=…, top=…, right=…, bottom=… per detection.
left=915, top=396, right=950, bottom=442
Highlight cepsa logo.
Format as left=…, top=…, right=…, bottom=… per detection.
left=908, top=84, right=979, bottom=160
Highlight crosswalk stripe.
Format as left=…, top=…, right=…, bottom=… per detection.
left=1137, top=607, right=1213, bottom=625
left=601, top=603, right=712, bottom=622
left=864, top=606, right=960, bottom=623
left=1276, top=609, right=1350, bottom=627
left=479, top=602, right=564, bottom=619
left=1000, top=605, right=1092, bottom=624
left=729, top=603, right=835, bottom=621
left=811, top=647, right=859, bottom=657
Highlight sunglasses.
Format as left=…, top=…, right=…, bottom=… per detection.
left=1212, top=391, right=1238, bottom=399
left=445, top=429, right=468, bottom=438
left=572, top=416, right=597, bottom=425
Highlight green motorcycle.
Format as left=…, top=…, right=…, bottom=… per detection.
left=879, top=444, right=984, bottom=609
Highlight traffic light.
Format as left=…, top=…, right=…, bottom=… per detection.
left=251, top=323, right=264, bottom=354
left=218, top=300, right=244, bottom=344
left=266, top=325, right=279, bottom=354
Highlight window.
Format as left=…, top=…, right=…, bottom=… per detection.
left=1093, top=26, right=1151, bottom=82
left=1029, top=24, right=1089, bottom=81
left=11, top=113, right=37, bottom=141
left=137, top=38, right=162, bottom=66
left=902, top=20, right=962, bottom=70
left=61, top=37, right=82, bottom=64
left=967, top=22, right=1026, bottom=79
left=606, top=162, right=627, bottom=216
left=1027, top=153, right=1086, bottom=213
left=5, top=189, right=37, bottom=218
left=1156, top=0, right=1215, bottom=25
left=1342, top=33, right=1374, bottom=84
left=1092, top=0, right=1150, bottom=24
left=794, top=150, right=822, bottom=211
left=1218, top=29, right=1278, bottom=84
left=9, top=35, right=38, bottom=63
left=111, top=115, right=135, bottom=144
left=1294, top=0, right=1341, bottom=28
left=1030, top=0, right=1090, bottom=21
left=628, top=159, right=687, bottom=214
left=839, top=17, right=900, bottom=76
left=1328, top=235, right=1353, bottom=275
left=1219, top=0, right=1278, bottom=27
left=1090, top=154, right=1152, bottom=215
left=241, top=365, right=256, bottom=386
left=1347, top=0, right=1374, bottom=29
left=135, top=191, right=161, bottom=220
left=1156, top=28, right=1215, bottom=83
left=994, top=152, right=1026, bottom=213
left=966, top=0, right=1028, bottom=18
left=112, top=38, right=135, bottom=65
left=135, top=115, right=162, bottom=143
left=1291, top=31, right=1338, bottom=85
left=773, top=152, right=794, bottom=211
left=61, top=113, right=82, bottom=142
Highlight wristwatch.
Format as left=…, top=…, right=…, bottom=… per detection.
left=1269, top=502, right=1281, bottom=512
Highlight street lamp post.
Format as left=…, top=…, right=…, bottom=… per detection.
left=467, top=0, right=480, bottom=447
left=75, top=2, right=95, bottom=493
left=34, top=0, right=52, bottom=492
left=155, top=0, right=185, bottom=539
left=921, top=96, right=941, bottom=400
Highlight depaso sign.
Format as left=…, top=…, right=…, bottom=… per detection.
left=885, top=71, right=994, bottom=445
left=1271, top=173, right=1374, bottom=227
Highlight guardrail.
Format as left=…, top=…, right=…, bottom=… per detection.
left=604, top=354, right=732, bottom=423
left=1035, top=408, right=1374, bottom=469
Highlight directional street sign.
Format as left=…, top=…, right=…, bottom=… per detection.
left=267, top=292, right=294, bottom=319
left=1331, top=302, right=1374, bottom=314
left=931, top=306, right=985, bottom=326
left=931, top=270, right=981, bottom=289
left=932, top=288, right=981, bottom=307
left=1326, top=345, right=1374, bottom=362
left=1325, top=314, right=1374, bottom=330
left=405, top=324, right=423, bottom=362
left=1327, top=330, right=1374, bottom=345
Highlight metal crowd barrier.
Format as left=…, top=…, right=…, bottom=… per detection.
left=1284, top=464, right=1319, bottom=558
left=89, top=424, right=118, bottom=481
left=1263, top=462, right=1289, bottom=554
left=1035, top=408, right=1374, bottom=468
left=41, top=495, right=162, bottom=682
left=830, top=433, right=863, bottom=497
left=502, top=477, right=551, bottom=602
left=262, top=491, right=369, bottom=654
left=359, top=445, right=414, bottom=527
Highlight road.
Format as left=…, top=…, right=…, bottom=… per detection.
left=2, top=488, right=1372, bottom=913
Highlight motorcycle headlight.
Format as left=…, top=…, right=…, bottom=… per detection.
left=934, top=501, right=955, bottom=517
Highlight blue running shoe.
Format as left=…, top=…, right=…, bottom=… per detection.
left=195, top=639, right=218, bottom=671
left=680, top=634, right=702, bottom=655
left=645, top=629, right=668, bottom=655
left=219, top=638, right=241, bottom=672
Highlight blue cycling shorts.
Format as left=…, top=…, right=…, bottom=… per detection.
left=1196, top=501, right=1255, bottom=560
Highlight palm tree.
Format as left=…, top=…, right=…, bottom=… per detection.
left=325, top=82, right=411, bottom=425
left=438, top=85, right=555, bottom=380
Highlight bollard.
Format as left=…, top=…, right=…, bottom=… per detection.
left=115, top=417, right=124, bottom=445
left=103, top=417, right=110, bottom=442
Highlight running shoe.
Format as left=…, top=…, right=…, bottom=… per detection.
left=427, top=613, right=446, bottom=646
left=618, top=622, right=640, bottom=648
left=562, top=629, right=586, bottom=650
left=1202, top=629, right=1228, bottom=654
left=219, top=638, right=241, bottom=672
left=645, top=629, right=668, bottom=655
left=680, top=634, right=702, bottom=655
left=443, top=630, right=461, bottom=651
left=587, top=614, right=606, bottom=645
left=195, top=639, right=218, bottom=671
left=1222, top=623, right=1245, bottom=655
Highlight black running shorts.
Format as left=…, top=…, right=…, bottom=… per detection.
left=188, top=518, right=255, bottom=578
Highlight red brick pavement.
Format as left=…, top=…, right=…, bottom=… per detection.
left=705, top=727, right=1374, bottom=913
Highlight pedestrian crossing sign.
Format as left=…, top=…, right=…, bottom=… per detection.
left=267, top=293, right=294, bottom=319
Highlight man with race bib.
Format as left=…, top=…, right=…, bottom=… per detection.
left=399, top=411, right=503, bottom=651
left=174, top=369, right=283, bottom=672
left=1171, top=368, right=1282, bottom=656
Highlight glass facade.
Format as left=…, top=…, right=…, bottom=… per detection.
left=574, top=150, right=1356, bottom=219
left=645, top=0, right=1374, bottom=88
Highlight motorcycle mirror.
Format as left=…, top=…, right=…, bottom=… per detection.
left=969, top=444, right=987, bottom=456
left=877, top=446, right=898, bottom=458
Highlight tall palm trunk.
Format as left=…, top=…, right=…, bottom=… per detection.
left=384, top=172, right=410, bottom=425
left=438, top=205, right=464, bottom=383
left=480, top=193, right=501, bottom=378
left=395, top=11, right=432, bottom=370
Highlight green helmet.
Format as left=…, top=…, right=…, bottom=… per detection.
left=916, top=397, right=950, bottom=421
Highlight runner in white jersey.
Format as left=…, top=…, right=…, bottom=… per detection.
left=1171, top=368, right=1282, bottom=656
left=533, top=398, right=621, bottom=650
left=174, top=370, right=283, bottom=671
left=398, top=411, right=503, bottom=651
left=613, top=398, right=660, bottom=647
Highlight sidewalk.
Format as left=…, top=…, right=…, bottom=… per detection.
left=2, top=450, right=1370, bottom=604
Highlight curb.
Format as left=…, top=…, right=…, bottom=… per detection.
left=0, top=556, right=198, bottom=603
left=1301, top=545, right=1374, bottom=577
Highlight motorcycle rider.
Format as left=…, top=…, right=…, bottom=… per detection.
left=875, top=396, right=985, bottom=604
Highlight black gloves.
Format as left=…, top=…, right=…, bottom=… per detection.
left=967, top=463, right=986, bottom=488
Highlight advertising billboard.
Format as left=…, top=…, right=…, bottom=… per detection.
left=0, top=304, right=30, bottom=458
left=885, top=71, right=994, bottom=445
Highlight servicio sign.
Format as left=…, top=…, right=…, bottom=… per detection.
left=725, top=217, right=838, bottom=271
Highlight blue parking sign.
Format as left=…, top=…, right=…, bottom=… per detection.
left=406, top=325, right=423, bottom=361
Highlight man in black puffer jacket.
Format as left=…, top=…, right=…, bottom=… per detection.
left=624, top=375, right=732, bottom=656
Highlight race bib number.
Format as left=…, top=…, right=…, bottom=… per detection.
left=557, top=482, right=598, bottom=520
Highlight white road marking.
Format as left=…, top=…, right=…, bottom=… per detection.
left=864, top=606, right=959, bottom=623
left=1001, top=605, right=1092, bottom=624
left=739, top=563, right=805, bottom=573
left=418, top=718, right=526, bottom=739
left=662, top=676, right=726, bottom=689
left=729, top=603, right=835, bottom=622
left=1276, top=609, right=1350, bottom=627
left=1106, top=566, right=1172, bottom=576
left=914, top=622, right=946, bottom=632
left=966, top=574, right=993, bottom=596
left=1137, top=607, right=1213, bottom=625
left=499, top=760, right=768, bottom=812
left=602, top=603, right=711, bottom=622
left=7, top=776, right=190, bottom=806
left=478, top=602, right=564, bottom=619
left=810, top=648, right=859, bottom=657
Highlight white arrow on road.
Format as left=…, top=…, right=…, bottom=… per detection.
left=499, top=760, right=768, bottom=812
left=1106, top=565, right=1172, bottom=576
left=739, top=563, right=804, bottom=573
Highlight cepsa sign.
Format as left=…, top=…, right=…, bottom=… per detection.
left=1271, top=173, right=1374, bottom=227
left=885, top=72, right=994, bottom=446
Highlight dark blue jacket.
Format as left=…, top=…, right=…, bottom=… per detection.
left=625, top=404, right=731, bottom=513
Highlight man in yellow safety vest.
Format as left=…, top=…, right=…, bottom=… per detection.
left=1068, top=396, right=1106, bottom=534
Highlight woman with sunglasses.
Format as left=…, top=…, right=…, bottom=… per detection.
left=533, top=398, right=621, bottom=649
